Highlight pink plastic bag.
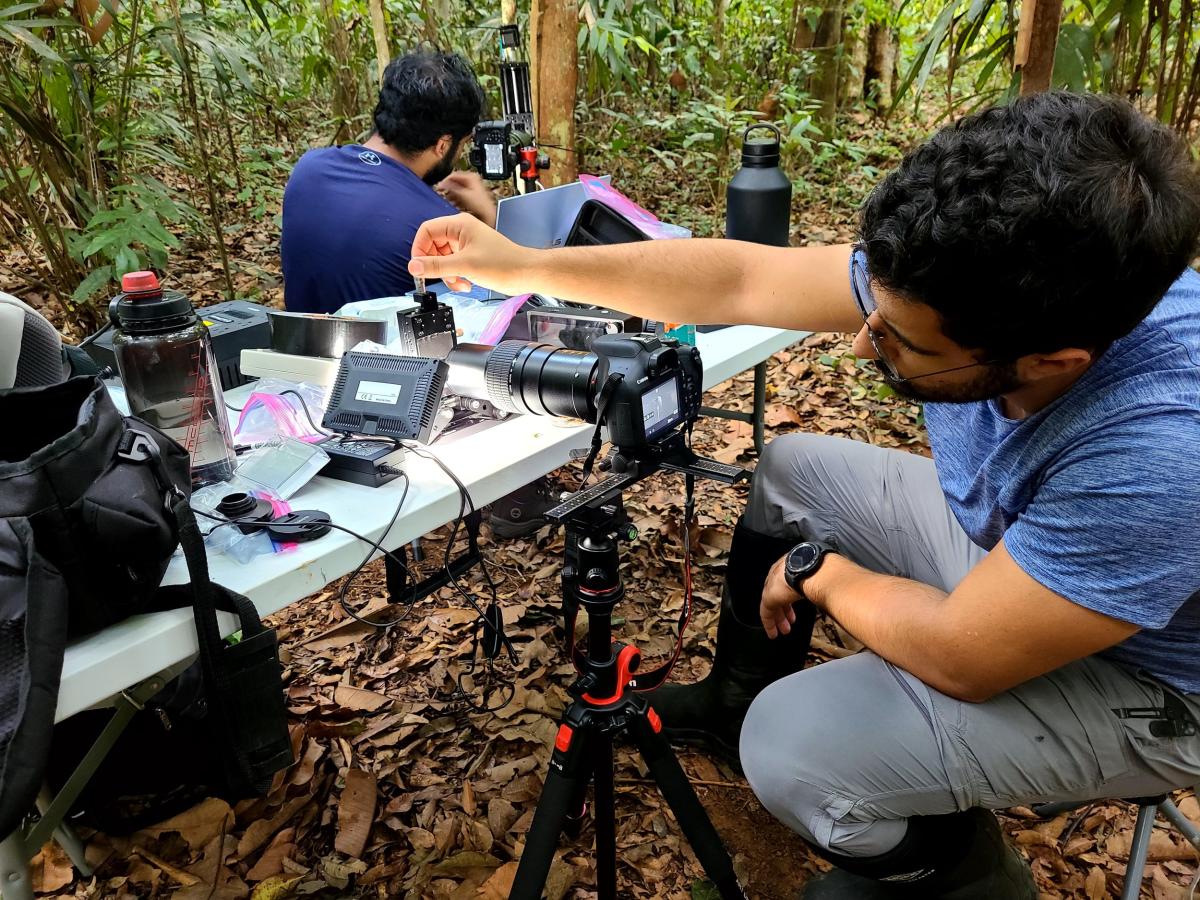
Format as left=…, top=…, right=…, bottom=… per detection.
left=579, top=174, right=691, bottom=240
left=479, top=293, right=532, bottom=345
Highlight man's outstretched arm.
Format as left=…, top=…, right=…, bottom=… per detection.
left=409, top=212, right=861, bottom=332
left=759, top=540, right=1139, bottom=702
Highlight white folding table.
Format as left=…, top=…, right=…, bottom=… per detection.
left=0, top=325, right=804, bottom=900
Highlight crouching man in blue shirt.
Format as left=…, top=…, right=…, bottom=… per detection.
left=281, top=49, right=495, bottom=314
left=407, top=92, right=1200, bottom=898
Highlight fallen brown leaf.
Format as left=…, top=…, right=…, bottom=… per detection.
left=334, top=768, right=378, bottom=858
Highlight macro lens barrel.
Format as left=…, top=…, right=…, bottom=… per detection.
left=446, top=341, right=599, bottom=420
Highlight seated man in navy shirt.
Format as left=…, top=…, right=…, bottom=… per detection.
left=409, top=92, right=1200, bottom=897
left=281, top=49, right=495, bottom=314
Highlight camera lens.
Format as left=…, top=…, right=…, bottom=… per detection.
left=447, top=341, right=598, bottom=420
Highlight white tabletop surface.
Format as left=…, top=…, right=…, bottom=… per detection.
left=54, top=326, right=804, bottom=722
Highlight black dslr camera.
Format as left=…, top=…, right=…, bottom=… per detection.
left=445, top=333, right=702, bottom=456
left=469, top=120, right=551, bottom=185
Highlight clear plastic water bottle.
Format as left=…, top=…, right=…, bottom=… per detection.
left=726, top=123, right=792, bottom=247
left=108, top=272, right=237, bottom=486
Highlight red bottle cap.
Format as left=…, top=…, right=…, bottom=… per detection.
left=121, top=271, right=161, bottom=294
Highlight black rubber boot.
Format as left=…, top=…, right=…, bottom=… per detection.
left=488, top=477, right=558, bottom=539
left=799, top=808, right=1037, bottom=899
left=646, top=522, right=812, bottom=769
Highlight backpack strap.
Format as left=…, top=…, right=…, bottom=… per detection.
left=116, top=428, right=282, bottom=793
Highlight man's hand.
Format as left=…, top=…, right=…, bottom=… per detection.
left=796, top=540, right=1139, bottom=702
left=761, top=554, right=807, bottom=639
left=436, top=172, right=497, bottom=227
left=410, top=213, right=539, bottom=294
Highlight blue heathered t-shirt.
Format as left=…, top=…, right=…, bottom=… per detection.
left=926, top=269, right=1200, bottom=694
left=280, top=145, right=458, bottom=313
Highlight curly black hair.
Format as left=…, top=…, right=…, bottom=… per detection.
left=373, top=49, right=485, bottom=154
left=859, top=92, right=1200, bottom=358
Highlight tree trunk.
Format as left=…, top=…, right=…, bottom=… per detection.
left=793, top=3, right=816, bottom=51
left=864, top=22, right=898, bottom=111
left=320, top=0, right=357, bottom=144
left=809, top=0, right=845, bottom=127
left=367, top=0, right=390, bottom=85
left=1016, top=0, right=1064, bottom=94
left=530, top=0, right=578, bottom=185
left=714, top=0, right=729, bottom=59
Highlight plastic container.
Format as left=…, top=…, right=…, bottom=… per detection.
left=108, top=271, right=237, bottom=486
left=726, top=123, right=792, bottom=247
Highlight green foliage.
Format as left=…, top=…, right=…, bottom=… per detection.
left=70, top=181, right=189, bottom=302
left=2, top=0, right=1196, bottom=328
left=893, top=0, right=1200, bottom=122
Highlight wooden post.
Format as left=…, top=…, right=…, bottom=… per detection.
left=367, top=0, right=390, bottom=85
left=1016, top=0, right=1064, bottom=94
left=530, top=0, right=578, bottom=184
left=810, top=0, right=846, bottom=127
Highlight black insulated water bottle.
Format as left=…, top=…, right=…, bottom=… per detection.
left=726, top=123, right=792, bottom=246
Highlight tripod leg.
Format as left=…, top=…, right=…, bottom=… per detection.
left=511, top=721, right=594, bottom=900
left=629, top=708, right=745, bottom=900
left=562, top=751, right=593, bottom=841
left=591, top=734, right=618, bottom=899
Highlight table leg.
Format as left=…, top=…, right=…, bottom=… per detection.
left=35, top=790, right=89, bottom=877
left=752, top=361, right=766, bottom=455
left=0, top=829, right=33, bottom=900
left=699, top=360, right=769, bottom=455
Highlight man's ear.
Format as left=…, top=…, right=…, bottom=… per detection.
left=1017, top=347, right=1094, bottom=381
left=434, top=134, right=453, bottom=156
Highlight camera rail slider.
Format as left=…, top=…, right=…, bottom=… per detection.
left=547, top=443, right=746, bottom=524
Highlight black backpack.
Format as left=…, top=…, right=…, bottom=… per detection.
left=0, top=376, right=292, bottom=837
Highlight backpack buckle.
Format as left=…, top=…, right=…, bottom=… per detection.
left=117, top=428, right=187, bottom=506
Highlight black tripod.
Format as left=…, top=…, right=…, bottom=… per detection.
left=510, top=465, right=747, bottom=899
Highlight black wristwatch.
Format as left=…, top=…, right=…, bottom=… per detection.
left=783, top=541, right=835, bottom=596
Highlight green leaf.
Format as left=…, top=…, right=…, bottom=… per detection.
left=894, top=0, right=962, bottom=102
left=1, top=24, right=64, bottom=62
left=72, top=266, right=114, bottom=303
left=113, top=246, right=139, bottom=278
left=691, top=881, right=721, bottom=900
left=81, top=225, right=134, bottom=258
left=239, top=0, right=271, bottom=29
left=0, top=4, right=42, bottom=19
left=1053, top=24, right=1094, bottom=91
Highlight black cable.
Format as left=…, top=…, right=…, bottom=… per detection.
left=280, top=388, right=330, bottom=436
left=190, top=478, right=420, bottom=629
left=225, top=390, right=329, bottom=437
left=403, top=442, right=512, bottom=657
left=330, top=470, right=415, bottom=626
left=402, top=441, right=520, bottom=712
left=195, top=431, right=518, bottom=709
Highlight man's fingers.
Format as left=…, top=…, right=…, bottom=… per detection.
left=408, top=256, right=445, bottom=278
left=409, top=257, right=473, bottom=292
left=411, top=213, right=472, bottom=258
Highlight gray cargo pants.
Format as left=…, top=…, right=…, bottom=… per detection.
left=738, top=434, right=1200, bottom=857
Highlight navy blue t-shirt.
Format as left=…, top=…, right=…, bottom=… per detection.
left=926, top=269, right=1200, bottom=692
left=280, top=145, right=457, bottom=313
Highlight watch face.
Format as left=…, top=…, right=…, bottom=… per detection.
left=790, top=542, right=821, bottom=573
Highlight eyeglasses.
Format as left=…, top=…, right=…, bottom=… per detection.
left=850, top=247, right=999, bottom=384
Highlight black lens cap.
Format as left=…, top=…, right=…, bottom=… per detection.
left=267, top=510, right=332, bottom=542
left=217, top=492, right=275, bottom=534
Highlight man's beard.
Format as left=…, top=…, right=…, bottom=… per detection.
left=884, top=360, right=1022, bottom=404
left=422, top=142, right=459, bottom=186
